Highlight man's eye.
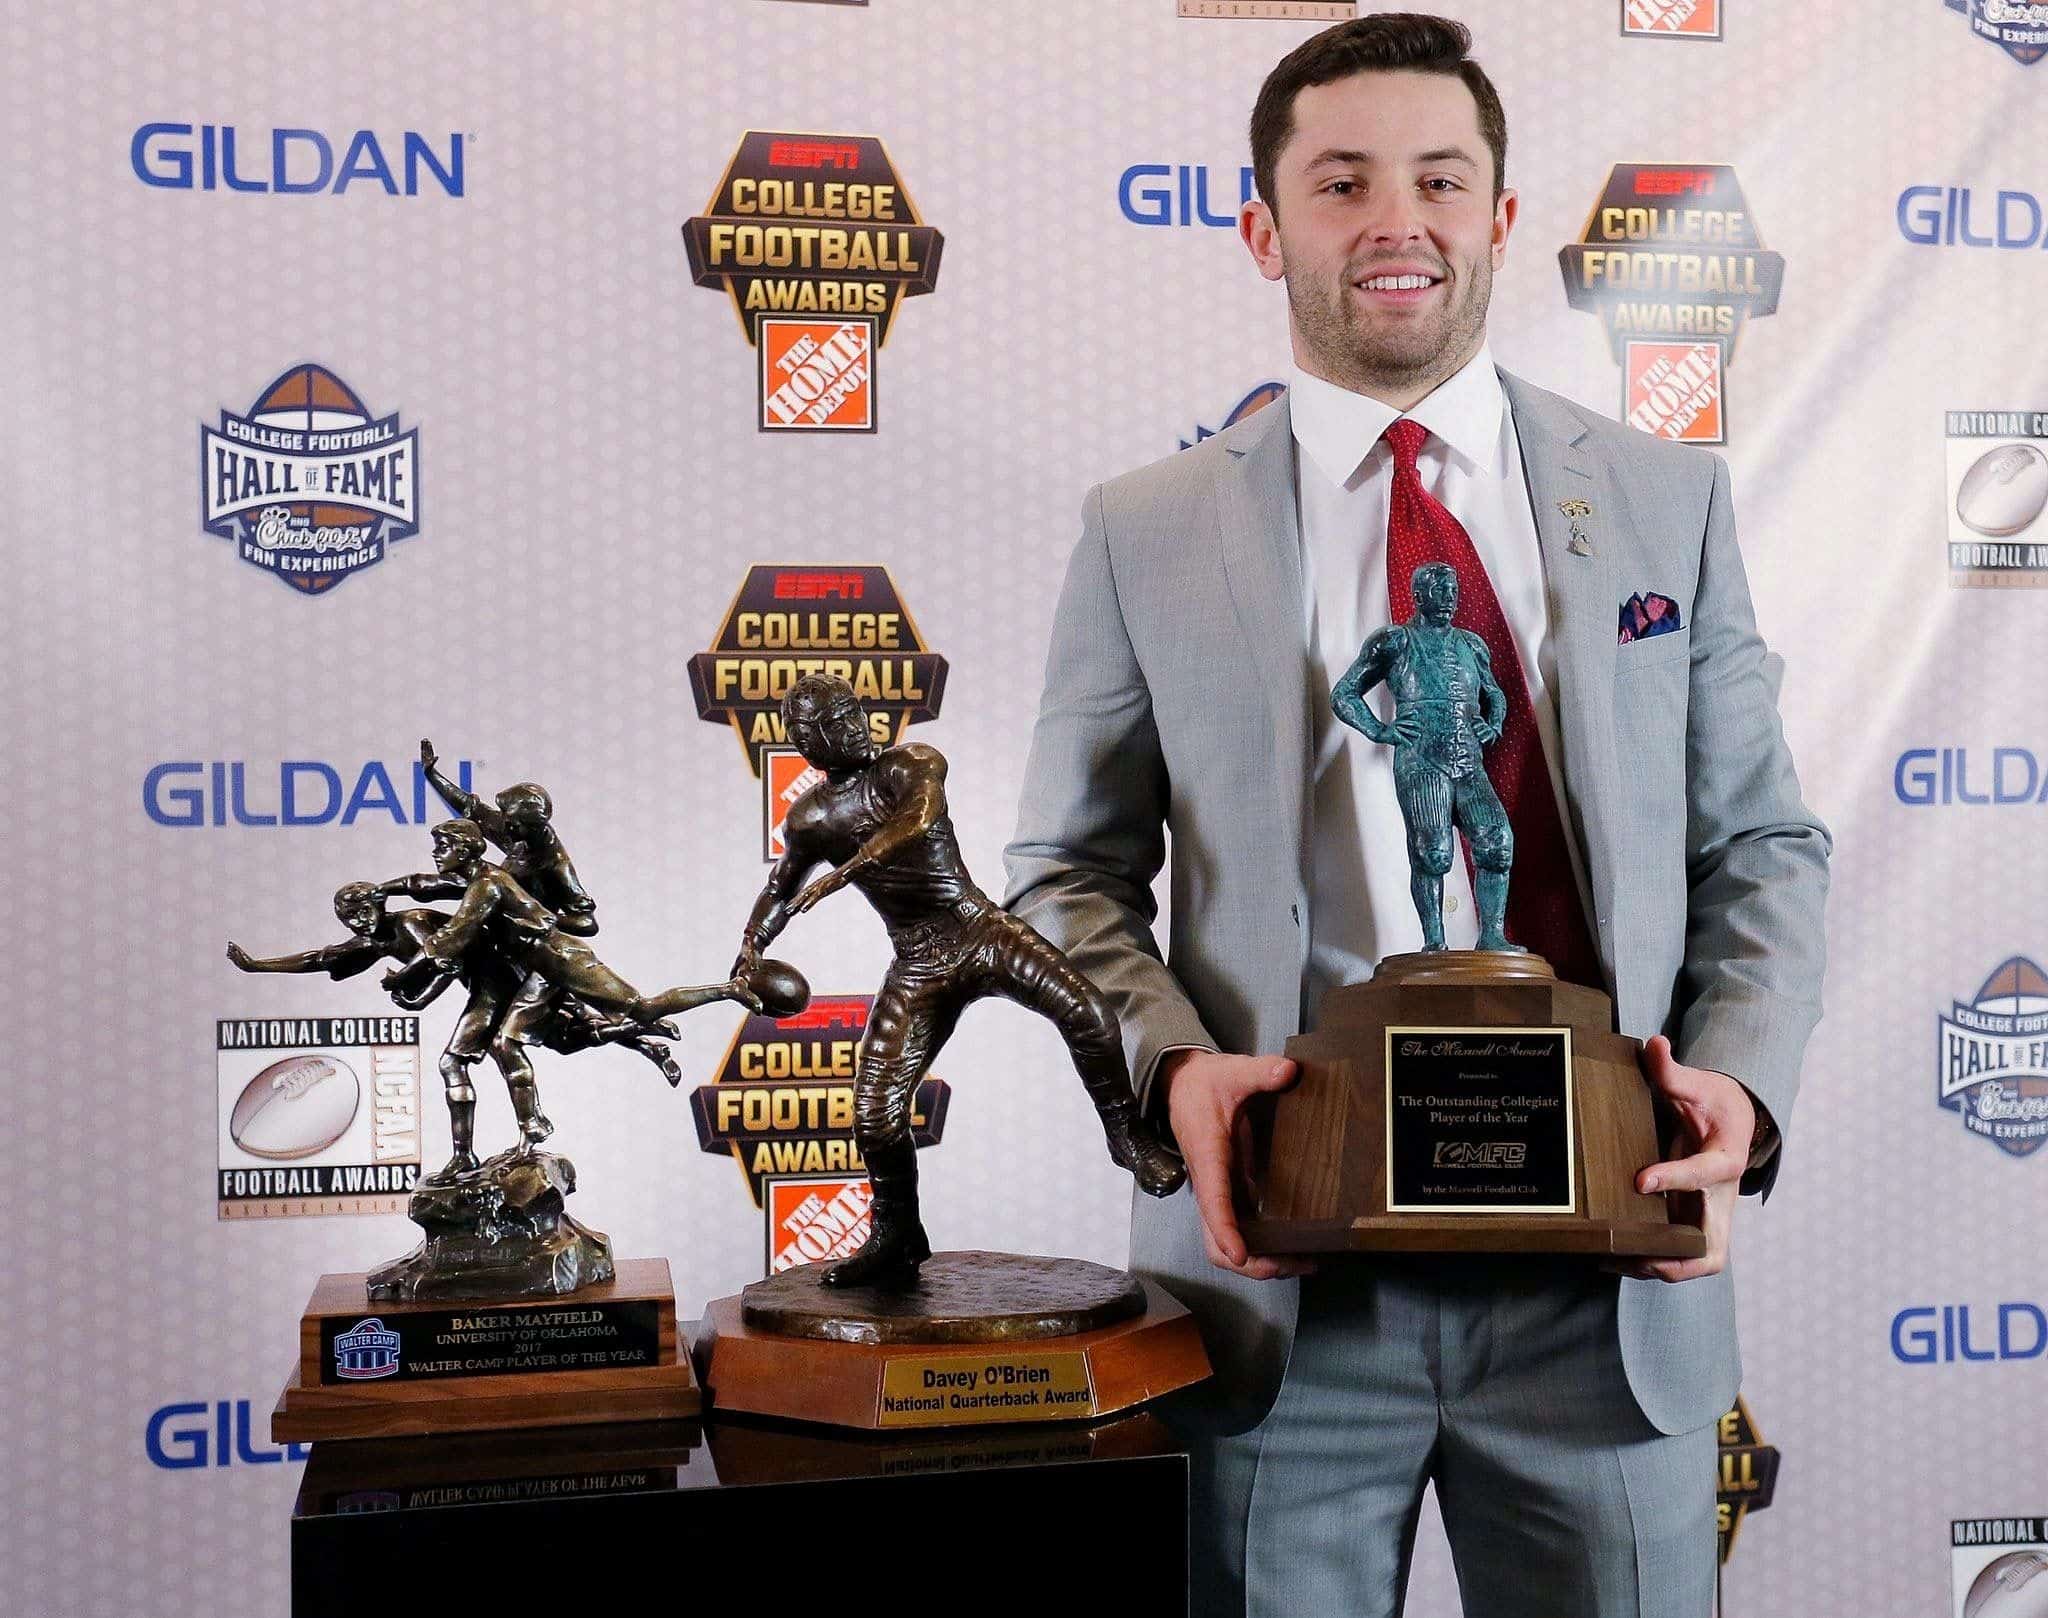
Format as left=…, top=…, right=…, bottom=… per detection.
left=1325, top=179, right=1356, bottom=196
left=1424, top=177, right=1461, bottom=193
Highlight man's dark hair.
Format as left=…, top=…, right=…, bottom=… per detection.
left=1249, top=12, right=1507, bottom=217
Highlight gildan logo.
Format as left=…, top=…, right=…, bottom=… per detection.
left=1892, top=1302, right=2048, bottom=1362
left=133, top=124, right=465, bottom=195
left=145, top=1400, right=311, bottom=1468
left=1894, top=748, right=2048, bottom=804
left=1899, top=186, right=2048, bottom=247
left=1119, top=164, right=1255, bottom=227
left=144, top=758, right=474, bottom=828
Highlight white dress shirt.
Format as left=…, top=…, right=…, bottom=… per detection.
left=1288, top=341, right=1591, bottom=1019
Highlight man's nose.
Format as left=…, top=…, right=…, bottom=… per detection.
left=1359, top=185, right=1425, bottom=245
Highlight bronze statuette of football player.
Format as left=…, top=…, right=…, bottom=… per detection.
left=733, top=673, right=1186, bottom=1289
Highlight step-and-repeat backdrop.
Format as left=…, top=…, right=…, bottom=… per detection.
left=5, top=3, right=2045, bottom=1613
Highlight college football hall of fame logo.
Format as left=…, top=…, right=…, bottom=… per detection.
left=688, top=995, right=951, bottom=1272
left=687, top=564, right=949, bottom=858
left=683, top=132, right=944, bottom=432
left=1946, top=0, right=2048, bottom=65
left=1938, top=957, right=2048, bottom=1156
left=200, top=363, right=421, bottom=592
left=1620, top=0, right=1723, bottom=39
left=1559, top=165, right=1784, bottom=444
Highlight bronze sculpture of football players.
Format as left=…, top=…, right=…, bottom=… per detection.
left=374, top=817, right=762, bottom=1178
left=732, top=672, right=1187, bottom=1289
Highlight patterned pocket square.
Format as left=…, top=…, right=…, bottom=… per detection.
left=1617, top=591, right=1683, bottom=645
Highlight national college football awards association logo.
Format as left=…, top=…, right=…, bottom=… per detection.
left=1559, top=166, right=1783, bottom=443
left=1947, top=411, right=2048, bottom=586
left=1937, top=957, right=2048, bottom=1156
left=1952, top=1519, right=2048, bottom=1618
left=201, top=364, right=421, bottom=592
left=1946, top=0, right=2048, bottom=65
left=687, top=565, right=949, bottom=857
left=1620, top=0, right=1722, bottom=37
left=690, top=995, right=950, bottom=1269
left=683, top=132, right=943, bottom=432
left=217, top=1014, right=422, bottom=1217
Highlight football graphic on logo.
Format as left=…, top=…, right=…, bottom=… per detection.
left=1957, top=442, right=2048, bottom=537
left=229, top=1054, right=362, bottom=1160
left=249, top=364, right=382, bottom=549
left=1966, top=1552, right=2048, bottom=1618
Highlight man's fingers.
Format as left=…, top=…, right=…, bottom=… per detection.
left=1181, top=1113, right=1248, bottom=1268
left=1638, top=1146, right=1746, bottom=1195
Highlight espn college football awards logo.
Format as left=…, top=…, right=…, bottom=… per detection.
left=1559, top=166, right=1784, bottom=444
left=689, top=996, right=950, bottom=1269
left=1716, top=1396, right=1779, bottom=1564
left=1937, top=957, right=2048, bottom=1156
left=1947, top=410, right=2048, bottom=587
left=683, top=132, right=943, bottom=432
left=217, top=1015, right=422, bottom=1218
left=201, top=364, right=421, bottom=592
left=687, top=565, right=949, bottom=857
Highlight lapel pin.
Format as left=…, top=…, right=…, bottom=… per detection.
left=1557, top=498, right=1594, bottom=556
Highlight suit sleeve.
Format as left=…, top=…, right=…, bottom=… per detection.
left=1003, top=484, right=1218, bottom=1114
left=1673, top=452, right=1832, bottom=1200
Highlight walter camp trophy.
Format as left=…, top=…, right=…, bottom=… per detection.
left=1242, top=564, right=1705, bottom=1259
left=230, top=740, right=805, bottom=1301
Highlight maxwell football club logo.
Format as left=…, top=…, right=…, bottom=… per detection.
left=690, top=996, right=950, bottom=1264
left=1946, top=0, right=2048, bottom=64
left=683, top=132, right=943, bottom=432
left=687, top=565, right=948, bottom=857
left=201, top=364, right=420, bottom=593
left=1179, top=381, right=1287, bottom=451
left=1620, top=0, right=1722, bottom=37
left=1946, top=410, right=2048, bottom=587
left=1715, top=1395, right=1779, bottom=1564
left=1559, top=166, right=1783, bottom=444
left=1937, top=957, right=2048, bottom=1156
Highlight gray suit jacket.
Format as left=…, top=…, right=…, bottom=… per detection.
left=1002, top=368, right=1830, bottom=1436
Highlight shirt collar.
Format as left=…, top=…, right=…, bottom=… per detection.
left=1286, top=340, right=1504, bottom=490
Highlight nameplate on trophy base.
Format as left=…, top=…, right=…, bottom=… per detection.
left=697, top=1252, right=1211, bottom=1432
left=274, top=1256, right=702, bottom=1443
left=1384, top=1026, right=1575, bottom=1213
left=1244, top=952, right=1703, bottom=1259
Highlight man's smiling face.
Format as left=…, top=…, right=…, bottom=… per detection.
left=1243, top=69, right=1515, bottom=404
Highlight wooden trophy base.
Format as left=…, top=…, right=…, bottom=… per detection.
left=273, top=1256, right=702, bottom=1443
left=698, top=1252, right=1211, bottom=1432
left=1245, top=952, right=1705, bottom=1259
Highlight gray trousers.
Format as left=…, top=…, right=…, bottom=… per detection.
left=1180, top=1256, right=1718, bottom=1618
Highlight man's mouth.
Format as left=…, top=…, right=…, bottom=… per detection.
left=1353, top=270, right=1444, bottom=302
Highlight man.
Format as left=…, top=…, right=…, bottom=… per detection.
left=419, top=739, right=597, bottom=935
left=1003, top=15, right=1828, bottom=1618
left=1333, top=561, right=1515, bottom=952
left=731, top=672, right=1185, bottom=1287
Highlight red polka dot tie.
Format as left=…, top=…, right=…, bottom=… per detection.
left=1381, top=418, right=1603, bottom=988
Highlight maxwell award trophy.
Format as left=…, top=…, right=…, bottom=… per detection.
left=696, top=675, right=1212, bottom=1430
left=232, top=740, right=807, bottom=1440
left=1243, top=565, right=1705, bottom=1258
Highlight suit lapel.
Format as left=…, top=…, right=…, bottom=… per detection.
left=1500, top=369, right=1621, bottom=989
left=1216, top=396, right=1312, bottom=953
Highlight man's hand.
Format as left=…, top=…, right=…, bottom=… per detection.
left=1161, top=1050, right=1313, bottom=1281
left=226, top=942, right=254, bottom=971
left=1608, top=1034, right=1755, bottom=1283
left=420, top=738, right=438, bottom=773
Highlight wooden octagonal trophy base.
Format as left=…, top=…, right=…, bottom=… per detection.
left=272, top=1256, right=701, bottom=1443
left=698, top=1252, right=1211, bottom=1431
left=1244, top=952, right=1706, bottom=1258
